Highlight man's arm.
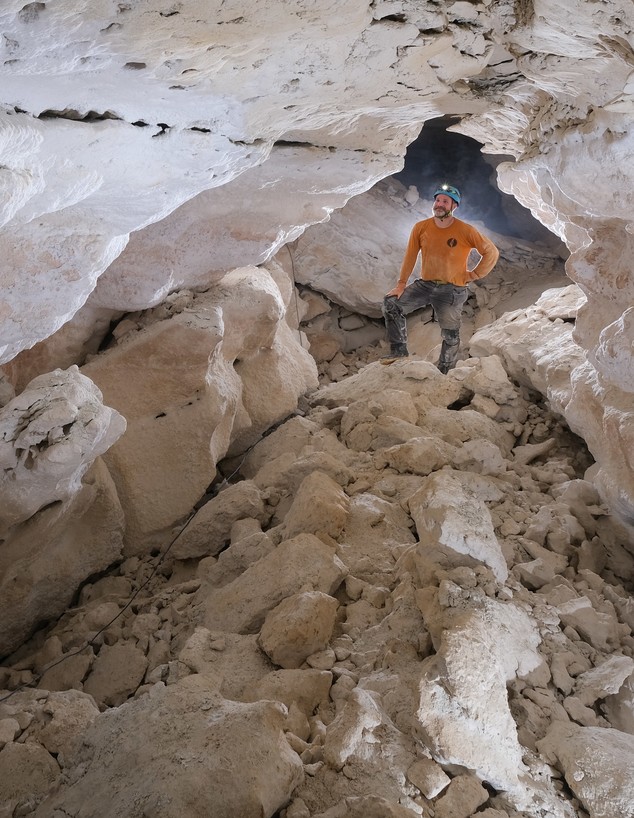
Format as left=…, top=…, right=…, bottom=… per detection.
left=387, top=223, right=422, bottom=297
left=465, top=228, right=499, bottom=282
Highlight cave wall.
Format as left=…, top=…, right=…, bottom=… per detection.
left=0, top=1, right=633, bottom=526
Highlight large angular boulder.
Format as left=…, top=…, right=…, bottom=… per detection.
left=202, top=533, right=347, bottom=634
left=0, top=366, right=125, bottom=536
left=538, top=721, right=634, bottom=818
left=35, top=675, right=304, bottom=818
left=82, top=267, right=316, bottom=554
left=409, top=469, right=508, bottom=583
left=0, top=458, right=124, bottom=657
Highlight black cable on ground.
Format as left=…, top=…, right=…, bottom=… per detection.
left=285, top=243, right=305, bottom=348
left=1, top=253, right=313, bottom=704
left=0, top=503, right=201, bottom=704
left=0, top=405, right=302, bottom=704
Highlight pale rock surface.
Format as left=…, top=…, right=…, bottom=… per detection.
left=171, top=480, right=267, bottom=560
left=314, top=358, right=515, bottom=457
left=417, top=404, right=516, bottom=457
left=374, top=435, right=458, bottom=476
left=323, top=687, right=383, bottom=771
left=202, top=533, right=347, bottom=633
left=277, top=471, right=351, bottom=542
left=83, top=642, right=149, bottom=709
left=98, top=144, right=393, bottom=311
left=314, top=358, right=461, bottom=409
left=409, top=469, right=509, bottom=583
left=469, top=285, right=586, bottom=414
left=291, top=178, right=564, bottom=319
left=603, top=673, right=634, bottom=735
left=312, top=795, right=419, bottom=818
left=514, top=554, right=567, bottom=592
left=199, top=527, right=276, bottom=590
left=239, top=415, right=354, bottom=481
left=177, top=628, right=273, bottom=701
left=366, top=389, right=419, bottom=425
left=252, top=450, right=355, bottom=501
left=242, top=669, right=334, bottom=718
left=21, top=689, right=100, bottom=764
left=0, top=109, right=265, bottom=364
left=454, top=438, right=507, bottom=477
left=538, top=721, right=634, bottom=818
left=337, top=492, right=416, bottom=581
left=0, top=0, right=443, bottom=363
left=0, top=353, right=633, bottom=817
left=1, top=5, right=634, bottom=805
left=0, top=366, right=125, bottom=534
left=2, top=304, right=117, bottom=395
left=291, top=180, right=420, bottom=317
left=513, top=438, right=557, bottom=467
left=0, top=741, right=60, bottom=818
left=404, top=185, right=419, bottom=206
left=457, top=2, right=634, bottom=516
left=292, top=179, right=568, bottom=378
left=81, top=289, right=236, bottom=552
left=433, top=774, right=489, bottom=818
left=258, top=591, right=339, bottom=669
left=228, top=317, right=319, bottom=455
left=0, top=458, right=124, bottom=657
left=415, top=592, right=560, bottom=813
left=405, top=757, right=451, bottom=800
left=0, top=0, right=632, bottom=541
left=457, top=354, right=521, bottom=406
left=37, top=648, right=95, bottom=694
left=0, top=373, right=15, bottom=407
left=35, top=675, right=304, bottom=818
left=298, top=290, right=332, bottom=324
left=82, top=266, right=317, bottom=553
left=567, top=359, right=634, bottom=531
left=320, top=682, right=421, bottom=810
left=0, top=718, right=19, bottom=748
left=347, top=413, right=427, bottom=453
left=469, top=285, right=634, bottom=526
left=555, top=596, right=619, bottom=653
left=573, top=655, right=634, bottom=707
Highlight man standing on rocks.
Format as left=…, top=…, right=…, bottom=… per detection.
left=381, top=183, right=499, bottom=372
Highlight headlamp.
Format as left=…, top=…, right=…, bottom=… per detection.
left=433, top=184, right=461, bottom=205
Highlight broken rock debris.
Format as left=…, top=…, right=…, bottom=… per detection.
left=1, top=354, right=633, bottom=818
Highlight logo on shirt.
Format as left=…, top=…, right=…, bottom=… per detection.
left=447, top=238, right=458, bottom=247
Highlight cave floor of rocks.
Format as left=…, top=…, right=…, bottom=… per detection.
left=2, top=312, right=634, bottom=818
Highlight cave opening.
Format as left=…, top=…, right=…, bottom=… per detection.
left=394, top=115, right=566, bottom=250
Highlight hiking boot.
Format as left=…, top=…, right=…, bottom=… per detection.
left=436, top=338, right=459, bottom=374
left=380, top=344, right=409, bottom=365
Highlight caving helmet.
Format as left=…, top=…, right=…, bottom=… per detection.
left=433, top=183, right=461, bottom=206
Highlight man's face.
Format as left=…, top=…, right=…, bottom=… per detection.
left=433, top=194, right=454, bottom=218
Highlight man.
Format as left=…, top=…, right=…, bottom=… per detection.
left=381, top=183, right=499, bottom=373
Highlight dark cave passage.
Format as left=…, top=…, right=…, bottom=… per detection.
left=394, top=115, right=562, bottom=247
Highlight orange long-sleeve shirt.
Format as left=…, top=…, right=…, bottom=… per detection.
left=398, top=217, right=499, bottom=287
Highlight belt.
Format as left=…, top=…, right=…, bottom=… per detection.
left=428, top=279, right=450, bottom=286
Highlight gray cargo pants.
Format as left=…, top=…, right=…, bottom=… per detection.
left=382, top=279, right=469, bottom=370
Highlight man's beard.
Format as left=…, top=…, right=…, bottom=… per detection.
left=433, top=206, right=452, bottom=220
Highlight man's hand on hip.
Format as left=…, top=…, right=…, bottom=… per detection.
left=386, top=282, right=406, bottom=298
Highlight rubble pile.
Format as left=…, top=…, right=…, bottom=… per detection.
left=1, top=354, right=633, bottom=818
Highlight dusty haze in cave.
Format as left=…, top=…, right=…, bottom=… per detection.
left=395, top=116, right=566, bottom=245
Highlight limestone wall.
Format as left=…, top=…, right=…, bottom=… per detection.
left=1, top=0, right=633, bottom=525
